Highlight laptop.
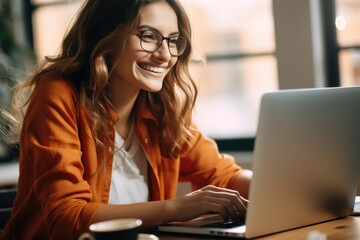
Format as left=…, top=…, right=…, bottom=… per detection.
left=158, top=86, right=360, bottom=238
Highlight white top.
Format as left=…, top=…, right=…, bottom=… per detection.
left=108, top=122, right=149, bottom=204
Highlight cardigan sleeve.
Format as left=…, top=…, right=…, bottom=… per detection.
left=21, top=77, right=101, bottom=239
left=178, top=124, right=243, bottom=191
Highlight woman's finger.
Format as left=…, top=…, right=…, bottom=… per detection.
left=203, top=188, right=247, bottom=215
left=192, top=188, right=247, bottom=220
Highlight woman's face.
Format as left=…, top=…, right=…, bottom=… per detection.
left=109, top=1, right=179, bottom=95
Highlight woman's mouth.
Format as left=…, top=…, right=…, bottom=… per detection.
left=138, top=63, right=165, bottom=74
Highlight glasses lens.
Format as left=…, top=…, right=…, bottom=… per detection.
left=169, top=36, right=187, bottom=56
left=140, top=30, right=187, bottom=56
left=140, top=30, right=161, bottom=52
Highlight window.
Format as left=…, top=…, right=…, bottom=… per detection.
left=336, top=0, right=360, bottom=86
left=180, top=0, right=277, bottom=142
left=323, top=0, right=360, bottom=87
left=31, top=0, right=83, bottom=58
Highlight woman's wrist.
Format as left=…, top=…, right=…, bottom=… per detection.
left=162, top=199, right=179, bottom=223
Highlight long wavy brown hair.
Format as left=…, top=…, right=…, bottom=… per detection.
left=7, top=0, right=197, bottom=159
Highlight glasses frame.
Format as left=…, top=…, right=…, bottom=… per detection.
left=136, top=29, right=187, bottom=57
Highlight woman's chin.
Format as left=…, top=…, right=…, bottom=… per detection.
left=138, top=77, right=164, bottom=92
left=143, top=84, right=163, bottom=92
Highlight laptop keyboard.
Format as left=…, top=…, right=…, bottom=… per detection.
left=202, top=220, right=245, bottom=228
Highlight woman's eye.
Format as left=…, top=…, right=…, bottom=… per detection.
left=169, top=38, right=178, bottom=46
left=142, top=32, right=157, bottom=41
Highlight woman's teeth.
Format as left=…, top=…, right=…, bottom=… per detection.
left=139, top=64, right=165, bottom=73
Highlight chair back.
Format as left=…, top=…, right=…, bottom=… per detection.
left=0, top=188, right=16, bottom=230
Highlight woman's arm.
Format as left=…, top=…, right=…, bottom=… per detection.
left=228, top=169, right=253, bottom=199
left=93, top=185, right=247, bottom=228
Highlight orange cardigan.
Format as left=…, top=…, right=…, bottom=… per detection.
left=0, top=76, right=243, bottom=240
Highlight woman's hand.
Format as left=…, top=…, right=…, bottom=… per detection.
left=167, top=185, right=248, bottom=223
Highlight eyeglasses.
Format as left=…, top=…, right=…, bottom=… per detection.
left=136, top=29, right=187, bottom=57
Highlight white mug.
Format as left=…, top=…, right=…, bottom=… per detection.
left=78, top=218, right=142, bottom=240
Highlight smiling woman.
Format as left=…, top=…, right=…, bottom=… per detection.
left=0, top=1, right=252, bottom=240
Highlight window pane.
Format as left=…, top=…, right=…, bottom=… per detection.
left=32, top=1, right=83, bottom=58
left=192, top=56, right=278, bottom=138
left=180, top=0, right=277, bottom=138
left=180, top=0, right=275, bottom=55
left=335, top=0, right=360, bottom=46
left=339, top=49, right=360, bottom=86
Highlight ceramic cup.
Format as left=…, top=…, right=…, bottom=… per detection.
left=78, top=218, right=142, bottom=240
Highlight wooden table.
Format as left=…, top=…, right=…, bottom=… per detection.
left=149, top=216, right=360, bottom=240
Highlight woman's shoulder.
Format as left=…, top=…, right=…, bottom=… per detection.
left=36, top=74, right=78, bottom=95
left=30, top=74, right=80, bottom=109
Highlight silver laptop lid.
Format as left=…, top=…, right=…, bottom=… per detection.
left=246, top=87, right=360, bottom=238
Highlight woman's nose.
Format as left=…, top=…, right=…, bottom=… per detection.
left=153, top=40, right=172, bottom=61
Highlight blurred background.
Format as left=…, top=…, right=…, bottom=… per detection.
left=0, top=0, right=359, bottom=189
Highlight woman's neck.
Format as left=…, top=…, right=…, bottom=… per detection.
left=111, top=88, right=139, bottom=139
